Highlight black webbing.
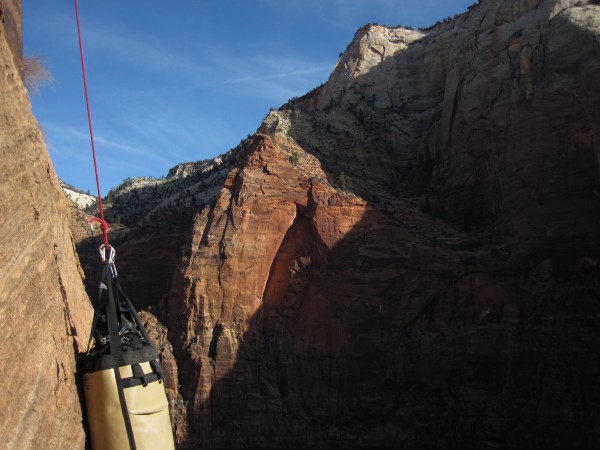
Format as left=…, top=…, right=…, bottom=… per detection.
left=84, top=277, right=107, bottom=353
left=121, top=372, right=161, bottom=389
left=114, top=366, right=137, bottom=450
left=150, top=359, right=164, bottom=381
left=104, top=263, right=122, bottom=359
left=131, top=363, right=148, bottom=387
left=106, top=264, right=137, bottom=450
left=117, top=281, right=154, bottom=346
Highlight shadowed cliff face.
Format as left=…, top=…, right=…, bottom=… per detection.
left=168, top=133, right=600, bottom=448
left=274, top=0, right=600, bottom=249
left=77, top=0, right=600, bottom=448
left=167, top=1, right=600, bottom=447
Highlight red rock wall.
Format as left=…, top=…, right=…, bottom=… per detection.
left=162, top=132, right=600, bottom=449
left=0, top=0, right=22, bottom=74
left=0, top=9, right=92, bottom=449
left=160, top=2, right=600, bottom=447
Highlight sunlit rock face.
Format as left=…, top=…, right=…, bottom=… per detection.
left=0, top=5, right=92, bottom=448
left=79, top=0, right=600, bottom=448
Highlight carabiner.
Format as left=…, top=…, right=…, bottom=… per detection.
left=99, top=244, right=118, bottom=277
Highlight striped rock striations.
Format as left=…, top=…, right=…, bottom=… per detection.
left=0, top=7, right=92, bottom=449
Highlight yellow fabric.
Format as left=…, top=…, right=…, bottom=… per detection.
left=83, top=365, right=175, bottom=450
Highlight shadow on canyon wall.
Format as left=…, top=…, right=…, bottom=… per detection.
left=183, top=5, right=600, bottom=448
left=190, top=195, right=600, bottom=449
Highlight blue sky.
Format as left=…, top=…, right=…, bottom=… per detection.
left=23, top=0, right=474, bottom=194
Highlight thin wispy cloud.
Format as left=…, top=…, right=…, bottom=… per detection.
left=26, top=0, right=474, bottom=192
left=93, top=136, right=172, bottom=166
left=32, top=3, right=332, bottom=105
left=216, top=59, right=330, bottom=96
left=81, top=26, right=210, bottom=78
left=76, top=23, right=330, bottom=107
left=45, top=124, right=171, bottom=167
left=30, top=9, right=209, bottom=79
left=188, top=50, right=332, bottom=101
left=250, top=55, right=331, bottom=78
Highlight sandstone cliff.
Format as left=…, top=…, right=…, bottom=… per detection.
left=81, top=0, right=600, bottom=448
left=0, top=0, right=22, bottom=74
left=0, top=5, right=92, bottom=449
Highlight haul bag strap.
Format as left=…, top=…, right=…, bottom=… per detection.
left=117, top=281, right=155, bottom=347
left=114, top=366, right=137, bottom=450
left=79, top=344, right=159, bottom=373
left=122, top=360, right=164, bottom=388
left=150, top=359, right=164, bottom=381
left=84, top=278, right=108, bottom=353
left=121, top=372, right=162, bottom=389
left=107, top=266, right=137, bottom=450
left=104, top=263, right=122, bottom=358
left=131, top=363, right=149, bottom=387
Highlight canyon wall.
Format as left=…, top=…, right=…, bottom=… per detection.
left=170, top=0, right=600, bottom=447
left=88, top=0, right=600, bottom=448
left=0, top=7, right=92, bottom=449
left=0, top=0, right=22, bottom=73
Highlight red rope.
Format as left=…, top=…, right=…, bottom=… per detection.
left=74, top=0, right=110, bottom=253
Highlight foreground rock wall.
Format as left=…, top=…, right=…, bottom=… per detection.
left=0, top=11, right=92, bottom=449
left=0, top=0, right=22, bottom=73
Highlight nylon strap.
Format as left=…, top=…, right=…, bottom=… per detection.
left=114, top=366, right=137, bottom=450
left=106, top=264, right=137, bottom=450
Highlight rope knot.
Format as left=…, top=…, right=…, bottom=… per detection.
left=89, top=216, right=111, bottom=253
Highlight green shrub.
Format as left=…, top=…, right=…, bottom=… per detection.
left=288, top=150, right=300, bottom=166
left=337, top=171, right=353, bottom=191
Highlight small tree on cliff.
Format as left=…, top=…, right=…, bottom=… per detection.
left=337, top=171, right=353, bottom=192
left=288, top=150, right=300, bottom=167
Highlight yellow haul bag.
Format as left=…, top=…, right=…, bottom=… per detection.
left=84, top=362, right=173, bottom=449
left=80, top=255, right=175, bottom=450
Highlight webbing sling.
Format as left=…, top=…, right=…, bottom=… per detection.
left=82, top=254, right=161, bottom=370
left=104, top=263, right=137, bottom=450
left=83, top=258, right=165, bottom=449
left=80, top=249, right=172, bottom=450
